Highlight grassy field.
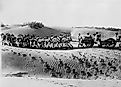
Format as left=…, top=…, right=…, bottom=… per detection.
left=2, top=46, right=121, bottom=79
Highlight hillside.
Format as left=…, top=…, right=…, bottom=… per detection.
left=1, top=24, right=121, bottom=87
left=1, top=25, right=70, bottom=37
left=2, top=46, right=121, bottom=79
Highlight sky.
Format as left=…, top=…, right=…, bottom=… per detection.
left=0, top=0, right=121, bottom=28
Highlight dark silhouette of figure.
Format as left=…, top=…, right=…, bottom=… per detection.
left=58, top=59, right=64, bottom=68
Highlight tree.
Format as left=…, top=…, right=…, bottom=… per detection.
left=1, top=23, right=5, bottom=27
left=28, top=21, right=44, bottom=29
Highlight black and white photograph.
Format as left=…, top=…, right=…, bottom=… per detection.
left=1, top=0, right=121, bottom=87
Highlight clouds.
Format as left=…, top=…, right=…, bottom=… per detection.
left=1, top=0, right=121, bottom=28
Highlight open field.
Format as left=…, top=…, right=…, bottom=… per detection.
left=2, top=45, right=121, bottom=79
left=1, top=25, right=121, bottom=87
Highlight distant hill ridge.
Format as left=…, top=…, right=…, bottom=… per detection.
left=75, top=26, right=121, bottom=31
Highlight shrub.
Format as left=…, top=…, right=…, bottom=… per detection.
left=1, top=23, right=5, bottom=27
left=28, top=21, right=44, bottom=29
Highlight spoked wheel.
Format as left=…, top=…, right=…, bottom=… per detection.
left=102, top=38, right=116, bottom=48
left=85, top=41, right=94, bottom=48
left=85, top=43, right=91, bottom=47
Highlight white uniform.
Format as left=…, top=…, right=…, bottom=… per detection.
left=78, top=35, right=82, bottom=43
left=78, top=35, right=83, bottom=47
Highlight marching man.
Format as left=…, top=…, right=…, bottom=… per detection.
left=115, top=32, right=121, bottom=49
left=78, top=33, right=83, bottom=47
left=94, top=32, right=101, bottom=47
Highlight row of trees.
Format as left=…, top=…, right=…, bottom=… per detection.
left=1, top=21, right=44, bottom=29
left=95, top=27, right=120, bottom=31
left=28, top=21, right=44, bottom=29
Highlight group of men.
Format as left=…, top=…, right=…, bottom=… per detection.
left=78, top=32, right=101, bottom=47
left=1, top=31, right=121, bottom=49
left=1, top=32, right=73, bottom=49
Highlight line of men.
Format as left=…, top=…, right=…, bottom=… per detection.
left=1, top=32, right=73, bottom=49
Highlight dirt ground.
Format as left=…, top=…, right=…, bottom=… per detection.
left=1, top=77, right=121, bottom=87
left=1, top=45, right=121, bottom=77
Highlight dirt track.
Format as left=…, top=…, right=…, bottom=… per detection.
left=1, top=77, right=121, bottom=87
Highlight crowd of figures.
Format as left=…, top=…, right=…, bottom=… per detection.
left=40, top=53, right=121, bottom=79
left=78, top=32, right=121, bottom=48
left=1, top=33, right=73, bottom=49
left=1, top=32, right=121, bottom=79
left=1, top=32, right=121, bottom=49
